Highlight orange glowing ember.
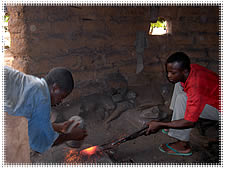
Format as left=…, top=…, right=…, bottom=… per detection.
left=65, top=149, right=82, bottom=163
left=80, top=146, right=99, bottom=155
left=64, top=146, right=103, bottom=163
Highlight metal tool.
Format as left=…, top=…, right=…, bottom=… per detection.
left=111, top=126, right=149, bottom=146
left=78, top=126, right=149, bottom=155
left=99, top=126, right=149, bottom=150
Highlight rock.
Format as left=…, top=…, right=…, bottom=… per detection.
left=104, top=101, right=131, bottom=124
left=66, top=116, right=85, bottom=133
left=112, top=93, right=123, bottom=103
left=65, top=116, right=85, bottom=148
left=126, top=90, right=137, bottom=100
left=139, top=106, right=160, bottom=119
left=79, top=94, right=116, bottom=122
left=130, top=84, right=164, bottom=108
left=104, top=72, right=128, bottom=91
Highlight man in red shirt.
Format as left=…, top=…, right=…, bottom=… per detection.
left=146, top=52, right=219, bottom=156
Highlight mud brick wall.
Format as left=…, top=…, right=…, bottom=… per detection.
left=7, top=6, right=219, bottom=99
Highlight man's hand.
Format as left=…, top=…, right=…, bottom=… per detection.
left=145, top=119, right=195, bottom=135
left=67, top=123, right=88, bottom=141
left=52, top=120, right=74, bottom=133
left=61, top=120, right=74, bottom=133
left=146, top=120, right=162, bottom=135
left=53, top=123, right=87, bottom=146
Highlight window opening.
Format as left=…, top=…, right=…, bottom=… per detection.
left=149, top=17, right=167, bottom=35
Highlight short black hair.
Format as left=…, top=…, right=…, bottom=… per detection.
left=166, top=52, right=191, bottom=71
left=45, top=67, right=74, bottom=93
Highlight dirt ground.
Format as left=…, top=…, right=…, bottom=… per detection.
left=105, top=114, right=219, bottom=164
left=84, top=111, right=219, bottom=164
left=31, top=107, right=220, bottom=165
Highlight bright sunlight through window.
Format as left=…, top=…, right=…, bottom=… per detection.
left=149, top=17, right=167, bottom=35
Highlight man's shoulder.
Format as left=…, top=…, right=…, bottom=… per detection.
left=191, top=63, right=218, bottom=76
left=191, top=63, right=205, bottom=70
left=6, top=66, right=49, bottom=102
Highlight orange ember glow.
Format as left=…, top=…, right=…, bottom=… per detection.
left=65, top=149, right=82, bottom=163
left=64, top=146, right=103, bottom=163
left=80, top=146, right=99, bottom=155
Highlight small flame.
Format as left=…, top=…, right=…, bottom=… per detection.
left=64, top=146, right=102, bottom=163
left=80, top=146, right=99, bottom=156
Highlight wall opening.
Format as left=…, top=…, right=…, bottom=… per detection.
left=149, top=17, right=168, bottom=35
left=4, top=13, right=10, bottom=49
left=4, top=9, right=14, bottom=67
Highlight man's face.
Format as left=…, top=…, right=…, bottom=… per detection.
left=166, top=62, right=186, bottom=84
left=50, top=84, right=70, bottom=107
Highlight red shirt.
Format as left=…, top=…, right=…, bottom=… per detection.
left=180, top=64, right=219, bottom=122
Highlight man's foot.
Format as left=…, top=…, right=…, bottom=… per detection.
left=159, top=141, right=192, bottom=156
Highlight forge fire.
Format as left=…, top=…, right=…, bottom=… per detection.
left=64, top=145, right=111, bottom=163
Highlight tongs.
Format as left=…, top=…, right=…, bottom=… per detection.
left=111, top=126, right=149, bottom=146
left=100, top=126, right=149, bottom=150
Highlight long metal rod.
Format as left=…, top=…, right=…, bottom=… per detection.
left=100, top=126, right=149, bottom=148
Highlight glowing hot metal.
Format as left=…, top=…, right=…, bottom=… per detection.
left=80, top=146, right=99, bottom=155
